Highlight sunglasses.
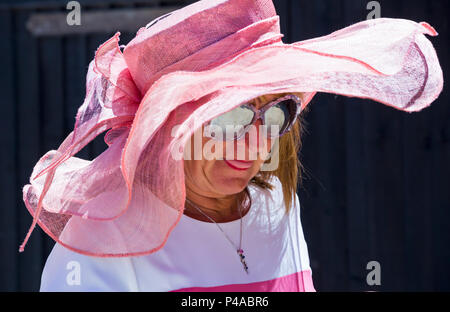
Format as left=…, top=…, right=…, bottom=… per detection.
left=205, top=94, right=302, bottom=141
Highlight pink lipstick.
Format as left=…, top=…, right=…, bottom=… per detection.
left=223, top=159, right=253, bottom=171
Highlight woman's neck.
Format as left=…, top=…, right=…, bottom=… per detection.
left=184, top=190, right=246, bottom=223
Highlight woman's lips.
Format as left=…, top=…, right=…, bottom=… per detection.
left=223, top=159, right=254, bottom=171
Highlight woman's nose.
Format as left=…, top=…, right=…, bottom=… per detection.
left=235, top=119, right=271, bottom=160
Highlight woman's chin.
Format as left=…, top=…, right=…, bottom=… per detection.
left=203, top=160, right=262, bottom=195
left=212, top=177, right=251, bottom=195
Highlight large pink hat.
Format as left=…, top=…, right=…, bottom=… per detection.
left=19, top=0, right=443, bottom=257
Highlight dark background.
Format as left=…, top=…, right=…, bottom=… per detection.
left=0, top=0, right=448, bottom=291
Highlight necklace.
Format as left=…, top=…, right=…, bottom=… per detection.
left=185, top=197, right=249, bottom=274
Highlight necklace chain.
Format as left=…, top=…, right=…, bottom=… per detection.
left=185, top=197, right=249, bottom=274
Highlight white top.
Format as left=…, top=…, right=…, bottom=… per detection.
left=40, top=177, right=316, bottom=292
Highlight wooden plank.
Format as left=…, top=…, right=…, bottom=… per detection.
left=112, top=2, right=138, bottom=47
left=321, top=0, right=351, bottom=292
left=0, top=8, right=19, bottom=291
left=342, top=0, right=374, bottom=292
left=428, top=0, right=450, bottom=291
left=40, top=37, right=65, bottom=153
left=296, top=2, right=330, bottom=291
left=292, top=0, right=327, bottom=288
left=399, top=0, right=434, bottom=291
left=0, top=0, right=195, bottom=10
left=364, top=106, right=407, bottom=291
left=39, top=35, right=66, bottom=257
left=306, top=0, right=350, bottom=291
left=295, top=0, right=353, bottom=291
left=310, top=92, right=348, bottom=293
left=272, top=0, right=290, bottom=42
left=15, top=9, right=44, bottom=291
left=402, top=106, right=434, bottom=291
left=291, top=0, right=329, bottom=291
left=297, top=95, right=326, bottom=291
left=289, top=0, right=316, bottom=42
left=359, top=0, right=401, bottom=292
left=26, top=7, right=183, bottom=36
left=86, top=33, right=111, bottom=160
left=344, top=96, right=374, bottom=292
left=65, top=35, right=90, bottom=160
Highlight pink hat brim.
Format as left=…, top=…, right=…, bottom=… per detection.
left=20, top=16, right=443, bottom=257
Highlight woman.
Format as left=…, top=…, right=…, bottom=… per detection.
left=40, top=92, right=315, bottom=291
left=19, top=0, right=442, bottom=292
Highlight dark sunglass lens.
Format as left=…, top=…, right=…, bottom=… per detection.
left=208, top=105, right=254, bottom=140
left=264, top=99, right=297, bottom=136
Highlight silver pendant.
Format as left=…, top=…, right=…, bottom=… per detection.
left=237, top=249, right=249, bottom=274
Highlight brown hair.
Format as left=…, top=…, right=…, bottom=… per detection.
left=249, top=93, right=310, bottom=213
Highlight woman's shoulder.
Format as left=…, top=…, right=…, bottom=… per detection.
left=40, top=242, right=139, bottom=291
left=246, top=175, right=298, bottom=228
left=248, top=175, right=288, bottom=209
left=249, top=174, right=283, bottom=194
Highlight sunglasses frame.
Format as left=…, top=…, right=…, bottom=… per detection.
left=206, top=94, right=302, bottom=141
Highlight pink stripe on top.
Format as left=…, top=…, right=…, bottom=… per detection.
left=172, top=270, right=316, bottom=292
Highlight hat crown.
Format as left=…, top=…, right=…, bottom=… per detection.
left=123, top=0, right=278, bottom=93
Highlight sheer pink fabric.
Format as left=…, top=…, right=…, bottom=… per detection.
left=20, top=0, right=443, bottom=257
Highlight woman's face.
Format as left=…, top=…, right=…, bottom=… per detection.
left=184, top=93, right=301, bottom=198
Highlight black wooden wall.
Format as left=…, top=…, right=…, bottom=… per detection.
left=0, top=0, right=448, bottom=291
